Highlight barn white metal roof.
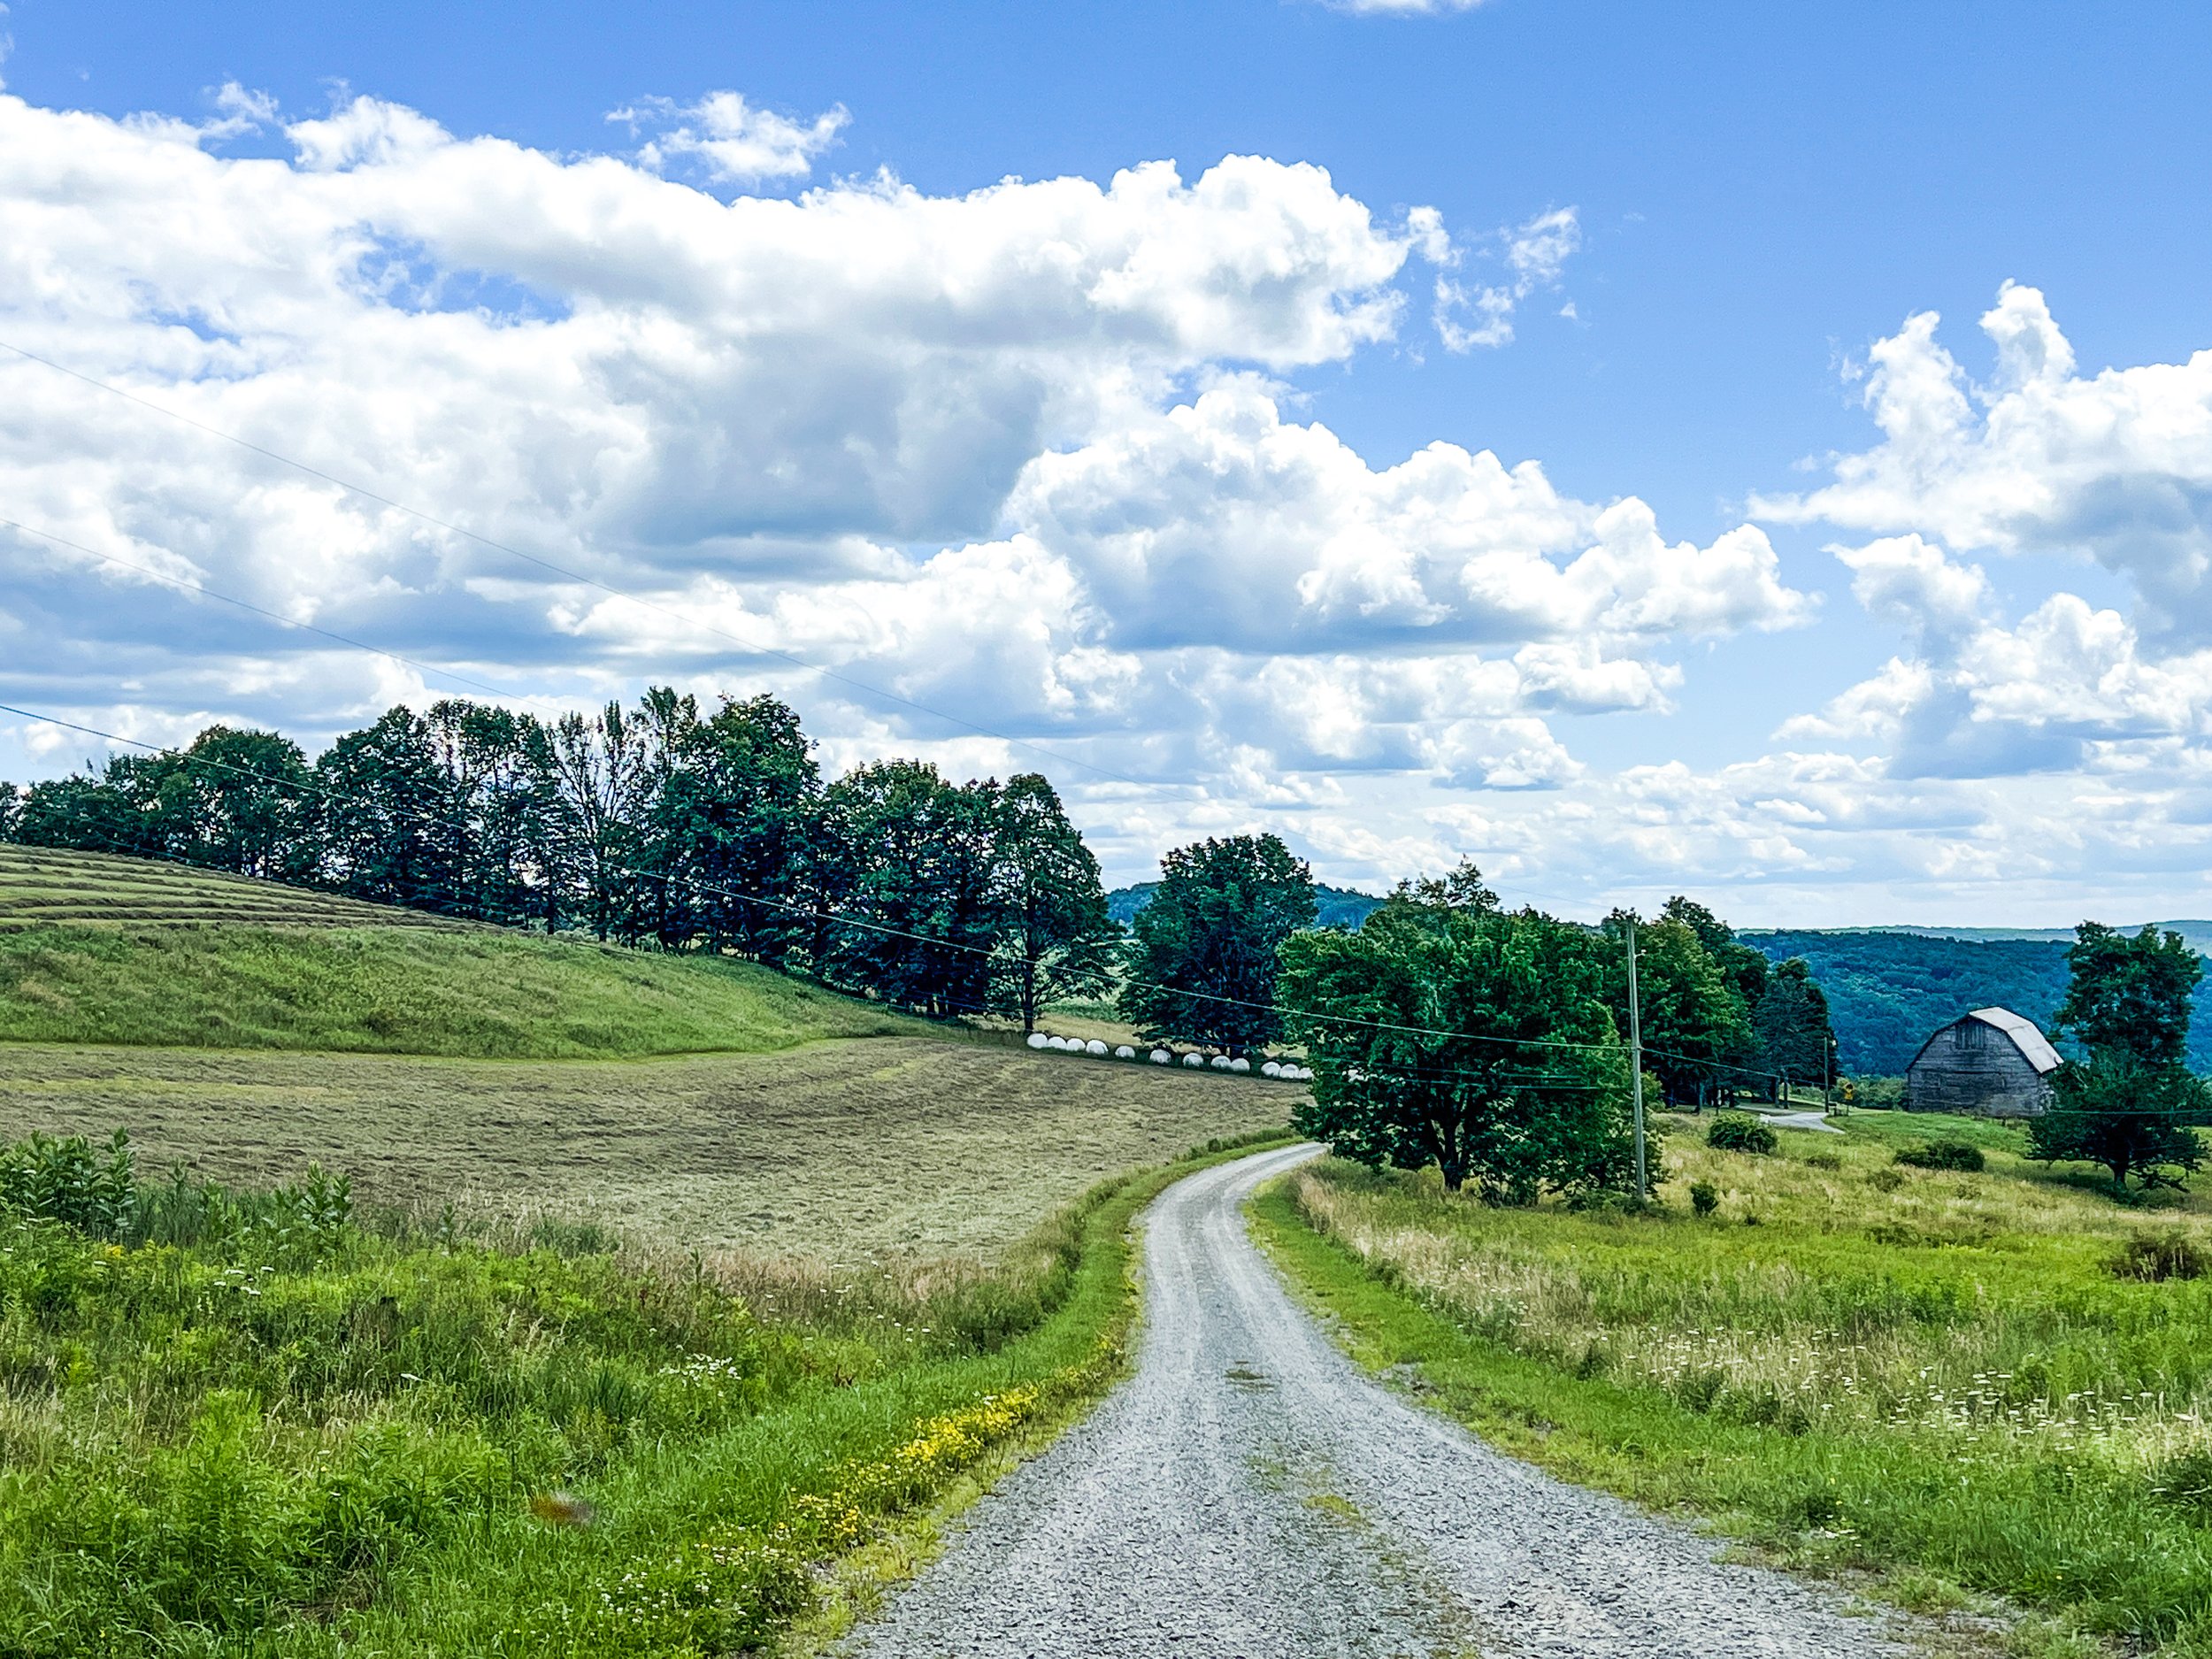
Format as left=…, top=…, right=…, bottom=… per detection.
left=1966, top=1006, right=2062, bottom=1074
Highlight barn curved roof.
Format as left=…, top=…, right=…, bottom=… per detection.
left=1966, top=1006, right=2062, bottom=1072
left=1905, top=1006, right=2062, bottom=1077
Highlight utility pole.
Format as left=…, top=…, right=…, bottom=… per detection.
left=1626, top=920, right=1647, bottom=1201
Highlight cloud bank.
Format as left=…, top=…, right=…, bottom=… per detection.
left=3, top=87, right=2211, bottom=920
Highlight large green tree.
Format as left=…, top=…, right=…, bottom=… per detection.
left=1279, top=870, right=1637, bottom=1200
left=2031, top=922, right=2210, bottom=1191
left=1118, top=833, right=1317, bottom=1052
left=313, top=708, right=459, bottom=911
left=1604, top=911, right=1755, bottom=1108
left=423, top=699, right=553, bottom=926
left=1660, top=895, right=1770, bottom=1012
left=813, top=761, right=1002, bottom=1018
left=2055, top=922, right=2202, bottom=1065
left=1752, top=956, right=1837, bottom=1096
left=987, top=772, right=1118, bottom=1032
left=678, top=695, right=821, bottom=966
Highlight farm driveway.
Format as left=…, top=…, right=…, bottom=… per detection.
left=848, top=1144, right=1908, bottom=1658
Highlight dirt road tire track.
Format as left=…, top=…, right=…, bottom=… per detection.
left=846, top=1143, right=1909, bottom=1658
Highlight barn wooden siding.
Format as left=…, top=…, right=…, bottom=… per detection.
left=1905, top=1014, right=2053, bottom=1117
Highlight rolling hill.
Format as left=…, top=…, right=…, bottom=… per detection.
left=0, top=843, right=463, bottom=931
left=1744, top=927, right=2212, bottom=1076
left=0, top=844, right=924, bottom=1057
left=1108, top=881, right=1385, bottom=930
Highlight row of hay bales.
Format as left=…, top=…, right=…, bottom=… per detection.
left=1023, top=1031, right=1314, bottom=1081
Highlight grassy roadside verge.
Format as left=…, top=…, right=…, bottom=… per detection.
left=1248, top=1158, right=2212, bottom=1659
left=0, top=1127, right=1290, bottom=1657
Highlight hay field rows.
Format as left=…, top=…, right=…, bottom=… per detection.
left=0, top=843, right=461, bottom=930
left=0, top=1037, right=1296, bottom=1260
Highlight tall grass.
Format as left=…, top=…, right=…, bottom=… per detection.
left=1264, top=1113, right=2212, bottom=1653
left=0, top=1127, right=1243, bottom=1655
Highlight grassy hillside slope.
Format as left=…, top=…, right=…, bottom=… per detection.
left=0, top=842, right=462, bottom=930
left=0, top=923, right=927, bottom=1056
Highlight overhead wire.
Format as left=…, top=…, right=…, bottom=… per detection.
left=30, top=780, right=2195, bottom=1121
left=0, top=699, right=1639, bottom=1060
left=0, top=341, right=1721, bottom=933
left=0, top=346, right=1952, bottom=1102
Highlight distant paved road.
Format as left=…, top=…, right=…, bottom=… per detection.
left=845, top=1144, right=1907, bottom=1658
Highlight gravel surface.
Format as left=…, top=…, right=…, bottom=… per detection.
left=846, top=1143, right=1914, bottom=1659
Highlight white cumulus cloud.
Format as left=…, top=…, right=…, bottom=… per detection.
left=611, top=90, right=849, bottom=183
left=1756, top=282, right=2212, bottom=637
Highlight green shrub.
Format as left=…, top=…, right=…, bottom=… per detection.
left=0, top=1128, right=138, bottom=1238
left=2112, top=1232, right=2208, bottom=1282
left=1896, top=1140, right=1985, bottom=1173
left=1705, top=1114, right=1777, bottom=1156
left=1868, top=1165, right=1905, bottom=1193
left=1802, top=1151, right=1842, bottom=1171
left=1689, top=1180, right=1720, bottom=1217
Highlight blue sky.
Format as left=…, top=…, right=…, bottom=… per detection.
left=4, top=0, right=2212, bottom=922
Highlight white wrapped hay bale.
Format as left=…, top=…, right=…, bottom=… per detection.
left=1210, top=1055, right=1232, bottom=1071
left=1261, top=1061, right=1282, bottom=1078
left=1151, top=1048, right=1172, bottom=1065
left=1026, top=1032, right=1050, bottom=1049
left=1182, top=1052, right=1204, bottom=1068
left=1115, top=1045, right=1136, bottom=1060
left=1229, top=1056, right=1250, bottom=1073
left=1085, top=1039, right=1109, bottom=1056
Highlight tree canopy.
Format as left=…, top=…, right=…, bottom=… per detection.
left=1117, top=833, right=1317, bottom=1052
left=0, top=691, right=1116, bottom=1029
left=2031, top=922, right=2209, bottom=1191
left=1279, top=867, right=1638, bottom=1201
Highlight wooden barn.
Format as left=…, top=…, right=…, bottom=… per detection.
left=1904, top=1006, right=2061, bottom=1117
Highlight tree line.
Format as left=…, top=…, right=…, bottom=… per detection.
left=1120, top=850, right=1836, bottom=1200
left=2, top=694, right=1840, bottom=1204
left=0, top=693, right=1118, bottom=1028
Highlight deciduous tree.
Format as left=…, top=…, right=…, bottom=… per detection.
left=1118, top=833, right=1317, bottom=1052
left=2032, top=922, right=2210, bottom=1191
left=988, top=772, right=1118, bottom=1032
left=1279, top=869, right=1637, bottom=1201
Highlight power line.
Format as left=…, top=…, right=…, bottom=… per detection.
left=0, top=699, right=1632, bottom=1059
left=0, top=343, right=1725, bottom=916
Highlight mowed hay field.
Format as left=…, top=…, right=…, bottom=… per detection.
left=0, top=842, right=461, bottom=930
left=0, top=845, right=1298, bottom=1258
left=0, top=1040, right=1296, bottom=1260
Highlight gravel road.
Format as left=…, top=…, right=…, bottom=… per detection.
left=847, top=1143, right=1909, bottom=1658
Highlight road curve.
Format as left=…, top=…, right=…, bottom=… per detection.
left=846, top=1144, right=1907, bottom=1658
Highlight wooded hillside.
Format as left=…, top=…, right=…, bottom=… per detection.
left=1745, top=929, right=2212, bottom=1074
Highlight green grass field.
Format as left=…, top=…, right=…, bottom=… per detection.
left=0, top=1125, right=1289, bottom=1658
left=0, top=1040, right=1294, bottom=1260
left=0, top=921, right=937, bottom=1056
left=1257, top=1110, right=2212, bottom=1655
left=0, top=844, right=1311, bottom=1654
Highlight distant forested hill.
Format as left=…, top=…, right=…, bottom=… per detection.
left=1108, top=882, right=1384, bottom=931
left=1743, top=929, right=2212, bottom=1075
